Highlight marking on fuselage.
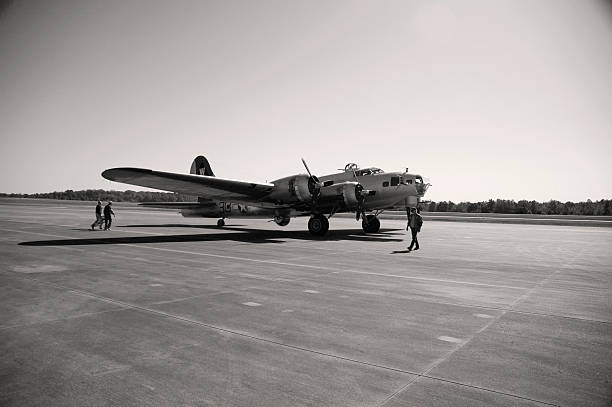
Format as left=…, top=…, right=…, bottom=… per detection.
left=242, top=302, right=261, bottom=307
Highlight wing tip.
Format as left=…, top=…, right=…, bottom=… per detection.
left=101, top=167, right=151, bottom=181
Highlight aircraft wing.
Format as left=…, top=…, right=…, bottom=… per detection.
left=102, top=168, right=275, bottom=201
left=138, top=202, right=212, bottom=209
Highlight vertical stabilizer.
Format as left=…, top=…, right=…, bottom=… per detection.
left=190, top=156, right=215, bottom=177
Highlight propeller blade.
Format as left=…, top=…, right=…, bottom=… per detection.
left=301, top=158, right=321, bottom=200
left=301, top=158, right=313, bottom=178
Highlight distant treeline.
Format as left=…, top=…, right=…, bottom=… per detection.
left=0, top=189, right=195, bottom=203
left=422, top=199, right=612, bottom=216
left=1, top=190, right=611, bottom=216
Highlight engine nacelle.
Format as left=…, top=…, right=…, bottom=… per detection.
left=319, top=181, right=363, bottom=209
left=268, top=174, right=317, bottom=203
left=273, top=215, right=291, bottom=226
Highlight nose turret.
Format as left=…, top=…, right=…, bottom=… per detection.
left=414, top=175, right=431, bottom=196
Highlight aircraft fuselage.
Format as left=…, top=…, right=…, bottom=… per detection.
left=180, top=169, right=427, bottom=219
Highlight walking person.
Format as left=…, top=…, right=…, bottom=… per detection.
left=406, top=207, right=423, bottom=252
left=90, top=201, right=103, bottom=230
left=103, top=201, right=115, bottom=230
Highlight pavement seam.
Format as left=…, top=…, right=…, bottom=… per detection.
left=376, top=251, right=573, bottom=407
left=146, top=291, right=236, bottom=306
left=375, top=309, right=509, bottom=407
left=117, top=243, right=532, bottom=291
left=420, top=375, right=563, bottom=407
left=4, top=225, right=532, bottom=290
left=5, top=218, right=609, bottom=406
left=5, top=218, right=598, bottom=274
left=9, top=274, right=423, bottom=375
left=102, top=243, right=612, bottom=325
left=4, top=217, right=605, bottom=406
left=8, top=273, right=565, bottom=407
left=6, top=226, right=611, bottom=326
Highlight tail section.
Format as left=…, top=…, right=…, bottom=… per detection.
left=190, top=156, right=215, bottom=176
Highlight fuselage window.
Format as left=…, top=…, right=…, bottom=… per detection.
left=382, top=181, right=389, bottom=187
left=391, top=176, right=399, bottom=186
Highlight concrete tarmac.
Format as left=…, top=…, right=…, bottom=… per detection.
left=1, top=199, right=611, bottom=406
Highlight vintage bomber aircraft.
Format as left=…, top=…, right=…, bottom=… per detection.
left=102, top=156, right=430, bottom=236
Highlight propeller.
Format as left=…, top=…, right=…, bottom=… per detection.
left=301, top=158, right=322, bottom=200
left=301, top=158, right=314, bottom=178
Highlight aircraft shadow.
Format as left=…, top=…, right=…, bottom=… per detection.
left=122, top=224, right=248, bottom=229
left=19, top=226, right=404, bottom=247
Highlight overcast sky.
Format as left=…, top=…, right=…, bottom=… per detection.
left=1, top=0, right=611, bottom=202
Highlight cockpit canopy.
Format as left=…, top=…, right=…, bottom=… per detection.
left=342, top=163, right=384, bottom=177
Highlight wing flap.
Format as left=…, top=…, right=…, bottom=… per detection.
left=138, top=202, right=212, bottom=209
left=102, top=168, right=275, bottom=201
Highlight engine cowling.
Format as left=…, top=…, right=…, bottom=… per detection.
left=268, top=174, right=318, bottom=203
left=319, top=181, right=364, bottom=210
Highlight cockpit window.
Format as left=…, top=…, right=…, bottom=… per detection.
left=355, top=167, right=383, bottom=176
left=415, top=176, right=423, bottom=184
left=391, top=176, right=400, bottom=186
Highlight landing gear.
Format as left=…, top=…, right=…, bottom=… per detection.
left=308, top=214, right=329, bottom=236
left=217, top=218, right=225, bottom=227
left=362, top=215, right=380, bottom=233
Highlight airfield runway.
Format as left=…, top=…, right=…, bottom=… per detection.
left=1, top=199, right=611, bottom=407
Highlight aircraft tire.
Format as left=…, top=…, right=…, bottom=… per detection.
left=217, top=219, right=225, bottom=227
left=362, top=215, right=380, bottom=233
left=308, top=215, right=329, bottom=236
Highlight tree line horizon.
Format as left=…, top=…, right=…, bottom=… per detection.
left=1, top=189, right=610, bottom=216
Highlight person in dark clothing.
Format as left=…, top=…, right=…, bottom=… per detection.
left=406, top=207, right=423, bottom=251
left=90, top=201, right=103, bottom=230
left=103, top=201, right=115, bottom=230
